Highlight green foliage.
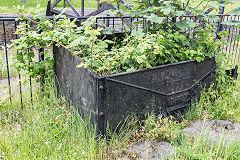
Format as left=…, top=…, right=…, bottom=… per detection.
left=193, top=78, right=240, bottom=122
left=10, top=9, right=219, bottom=77
left=184, top=50, right=240, bottom=123
left=91, top=27, right=217, bottom=75
left=0, top=76, right=137, bottom=159
left=0, top=78, right=97, bottom=159
left=0, top=50, right=18, bottom=78
left=173, top=134, right=240, bottom=159
left=105, top=0, right=232, bottom=31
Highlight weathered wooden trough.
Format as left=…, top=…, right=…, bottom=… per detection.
left=53, top=46, right=216, bottom=133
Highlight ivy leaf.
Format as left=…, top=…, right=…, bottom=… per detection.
left=144, top=14, right=164, bottom=24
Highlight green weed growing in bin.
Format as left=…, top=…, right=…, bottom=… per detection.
left=8, top=3, right=222, bottom=79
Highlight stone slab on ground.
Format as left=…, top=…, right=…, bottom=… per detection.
left=119, top=141, right=174, bottom=160
left=183, top=120, right=240, bottom=144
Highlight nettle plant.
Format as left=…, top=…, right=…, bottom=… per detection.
left=10, top=17, right=218, bottom=77
left=106, top=0, right=229, bottom=28
left=10, top=0, right=237, bottom=77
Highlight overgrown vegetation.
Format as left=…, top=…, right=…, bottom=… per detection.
left=1, top=72, right=239, bottom=159
left=184, top=52, right=240, bottom=123
left=9, top=6, right=220, bottom=77
left=0, top=76, right=133, bottom=159
left=128, top=114, right=187, bottom=143
left=1, top=0, right=240, bottom=159
left=172, top=134, right=240, bottom=159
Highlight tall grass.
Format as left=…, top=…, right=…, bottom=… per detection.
left=0, top=50, right=18, bottom=78
left=0, top=77, right=98, bottom=159
left=0, top=30, right=240, bottom=159
left=1, top=51, right=240, bottom=159
left=0, top=76, right=135, bottom=159
left=172, top=133, right=240, bottom=159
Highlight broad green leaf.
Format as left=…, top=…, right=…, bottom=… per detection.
left=161, top=5, right=174, bottom=15
left=221, top=20, right=240, bottom=26
left=146, top=62, right=152, bottom=68
left=70, top=37, right=88, bottom=47
left=103, top=27, right=114, bottom=35
left=230, top=6, right=240, bottom=15
left=208, top=1, right=220, bottom=9
left=176, top=20, right=199, bottom=30
left=136, top=56, right=144, bottom=64
left=131, top=29, right=145, bottom=38
left=208, top=15, right=219, bottom=21
left=144, top=14, right=164, bottom=24
left=172, top=11, right=185, bottom=16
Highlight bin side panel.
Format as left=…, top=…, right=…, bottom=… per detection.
left=191, top=70, right=216, bottom=102
left=110, top=62, right=195, bottom=94
left=196, top=58, right=216, bottom=80
left=53, top=46, right=98, bottom=124
left=104, top=80, right=166, bottom=131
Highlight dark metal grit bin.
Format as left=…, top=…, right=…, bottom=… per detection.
left=53, top=46, right=216, bottom=134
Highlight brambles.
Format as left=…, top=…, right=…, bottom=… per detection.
left=10, top=15, right=219, bottom=77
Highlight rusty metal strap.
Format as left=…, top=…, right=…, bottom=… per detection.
left=167, top=97, right=191, bottom=112
left=106, top=77, right=167, bottom=96
left=105, top=65, right=216, bottom=97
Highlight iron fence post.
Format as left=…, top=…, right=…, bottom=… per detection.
left=2, top=21, right=12, bottom=103
left=46, top=0, right=53, bottom=16
left=14, top=21, right=23, bottom=108
left=216, top=1, right=225, bottom=40
left=38, top=29, right=45, bottom=91
left=82, top=0, right=84, bottom=17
